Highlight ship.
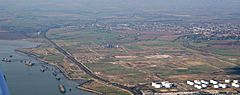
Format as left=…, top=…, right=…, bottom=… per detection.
left=56, top=76, right=61, bottom=80
left=1, top=58, right=11, bottom=62
left=25, top=61, right=34, bottom=66
left=52, top=71, right=58, bottom=76
left=40, top=68, right=45, bottom=72
left=58, top=84, right=66, bottom=93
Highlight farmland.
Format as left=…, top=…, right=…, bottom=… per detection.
left=29, top=22, right=237, bottom=93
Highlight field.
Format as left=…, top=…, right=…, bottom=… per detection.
left=189, top=40, right=240, bottom=65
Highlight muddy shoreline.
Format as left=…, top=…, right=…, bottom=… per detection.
left=15, top=48, right=98, bottom=95
left=15, top=49, right=79, bottom=80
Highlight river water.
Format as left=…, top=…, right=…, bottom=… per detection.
left=0, top=40, right=93, bottom=95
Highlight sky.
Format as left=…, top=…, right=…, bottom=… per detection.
left=0, top=0, right=239, bottom=13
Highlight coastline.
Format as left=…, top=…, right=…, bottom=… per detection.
left=0, top=39, right=94, bottom=95
left=14, top=43, right=100, bottom=95
left=15, top=49, right=82, bottom=80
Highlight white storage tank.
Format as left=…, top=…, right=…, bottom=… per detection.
left=163, top=83, right=173, bottom=88
left=210, top=80, right=218, bottom=85
left=194, top=85, right=198, bottom=88
left=187, top=81, right=194, bottom=85
left=231, top=83, right=236, bottom=86
left=161, top=81, right=168, bottom=85
left=235, top=84, right=240, bottom=88
left=154, top=83, right=162, bottom=88
left=232, top=83, right=240, bottom=88
left=194, top=80, right=201, bottom=85
left=224, top=79, right=231, bottom=83
left=213, top=85, right=219, bottom=89
left=190, top=82, right=194, bottom=85
left=233, top=80, right=239, bottom=83
left=152, top=82, right=157, bottom=87
left=201, top=80, right=209, bottom=84
left=219, top=84, right=227, bottom=88
left=201, top=84, right=207, bottom=88
left=196, top=85, right=202, bottom=89
left=186, top=81, right=191, bottom=84
left=194, top=85, right=202, bottom=89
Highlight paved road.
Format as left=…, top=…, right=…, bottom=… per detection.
left=43, top=33, right=142, bottom=95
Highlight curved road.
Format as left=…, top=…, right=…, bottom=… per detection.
left=43, top=33, right=142, bottom=95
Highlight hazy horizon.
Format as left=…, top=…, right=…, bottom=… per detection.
left=0, top=0, right=239, bottom=16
